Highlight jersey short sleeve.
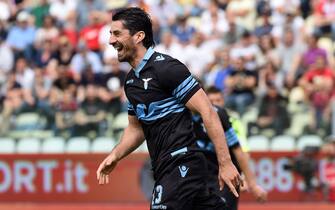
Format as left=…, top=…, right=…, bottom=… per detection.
left=158, top=59, right=200, bottom=104
left=127, top=101, right=136, bottom=116
left=217, top=107, right=240, bottom=148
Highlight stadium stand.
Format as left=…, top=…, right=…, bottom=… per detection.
left=65, top=137, right=91, bottom=153
left=270, top=135, right=296, bottom=151
left=91, top=137, right=116, bottom=153
left=0, top=0, right=333, bottom=154
left=0, top=137, right=15, bottom=153
left=41, top=137, right=66, bottom=153
left=16, top=138, right=41, bottom=153
left=247, top=135, right=270, bottom=151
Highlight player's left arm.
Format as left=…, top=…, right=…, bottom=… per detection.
left=158, top=59, right=242, bottom=197
left=232, top=146, right=267, bottom=202
left=186, top=88, right=242, bottom=197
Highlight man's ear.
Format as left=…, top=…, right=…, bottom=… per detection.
left=135, top=31, right=145, bottom=44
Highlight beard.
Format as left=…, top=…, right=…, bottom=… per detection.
left=114, top=41, right=137, bottom=63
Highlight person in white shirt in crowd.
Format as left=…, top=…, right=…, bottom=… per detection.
left=199, top=0, right=229, bottom=40
left=226, top=0, right=256, bottom=31
left=49, top=0, right=77, bottom=26
left=183, top=31, right=216, bottom=79
left=154, top=30, right=185, bottom=63
left=70, top=40, right=103, bottom=81
left=230, top=31, right=261, bottom=71
left=0, top=36, right=14, bottom=84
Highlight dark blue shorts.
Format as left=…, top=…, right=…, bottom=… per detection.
left=150, top=150, right=226, bottom=210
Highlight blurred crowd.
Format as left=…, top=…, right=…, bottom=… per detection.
left=0, top=0, right=334, bottom=139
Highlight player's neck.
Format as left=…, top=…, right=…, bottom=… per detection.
left=130, top=45, right=148, bottom=69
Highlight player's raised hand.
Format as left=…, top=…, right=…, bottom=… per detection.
left=250, top=184, right=267, bottom=202
left=218, top=160, right=243, bottom=198
left=96, top=153, right=118, bottom=185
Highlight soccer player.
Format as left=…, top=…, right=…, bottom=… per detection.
left=96, top=7, right=241, bottom=210
left=193, top=86, right=267, bottom=210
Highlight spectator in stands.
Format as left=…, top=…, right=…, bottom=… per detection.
left=204, top=47, right=233, bottom=92
left=314, top=0, right=335, bottom=41
left=222, top=12, right=246, bottom=46
left=49, top=0, right=76, bottom=26
left=199, top=0, right=228, bottom=40
left=34, top=15, right=59, bottom=47
left=226, top=0, right=256, bottom=31
left=0, top=73, right=22, bottom=134
left=299, top=55, right=335, bottom=132
left=289, top=33, right=328, bottom=84
left=269, top=0, right=301, bottom=28
left=32, top=68, right=56, bottom=129
left=12, top=57, right=38, bottom=115
left=31, top=0, right=50, bottom=28
left=0, top=35, right=13, bottom=83
left=257, top=61, right=282, bottom=95
left=254, top=4, right=273, bottom=37
left=76, top=0, right=105, bottom=29
left=154, top=30, right=185, bottom=63
left=257, top=34, right=278, bottom=68
left=6, top=11, right=36, bottom=60
left=74, top=84, right=107, bottom=137
left=148, top=0, right=180, bottom=29
left=100, top=55, right=127, bottom=115
left=52, top=64, right=76, bottom=95
left=54, top=88, right=77, bottom=137
left=230, top=31, right=261, bottom=71
left=54, top=36, right=75, bottom=66
left=0, top=0, right=333, bottom=140
left=170, top=15, right=196, bottom=45
left=272, top=7, right=305, bottom=43
left=0, top=19, right=7, bottom=41
left=224, top=56, right=257, bottom=115
left=60, top=15, right=78, bottom=48
left=184, top=31, right=215, bottom=78
left=14, top=57, right=34, bottom=92
left=79, top=11, right=104, bottom=53
left=70, top=40, right=103, bottom=80
left=255, top=82, right=290, bottom=135
left=0, top=0, right=11, bottom=22
left=33, top=39, right=56, bottom=68
left=275, top=28, right=305, bottom=89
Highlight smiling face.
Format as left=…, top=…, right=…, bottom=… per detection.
left=109, top=20, right=137, bottom=63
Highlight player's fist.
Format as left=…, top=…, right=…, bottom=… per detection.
left=96, top=153, right=118, bottom=185
left=250, top=184, right=267, bottom=202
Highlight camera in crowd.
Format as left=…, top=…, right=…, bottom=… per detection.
left=284, top=146, right=320, bottom=192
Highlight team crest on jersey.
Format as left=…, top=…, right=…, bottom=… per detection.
left=142, top=78, right=152, bottom=90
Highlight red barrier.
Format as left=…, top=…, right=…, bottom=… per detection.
left=0, top=154, right=147, bottom=202
left=0, top=152, right=331, bottom=202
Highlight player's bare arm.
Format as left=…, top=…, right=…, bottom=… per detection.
left=186, top=88, right=242, bottom=197
left=233, top=146, right=267, bottom=202
left=96, top=115, right=145, bottom=185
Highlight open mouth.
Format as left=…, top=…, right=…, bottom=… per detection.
left=113, top=43, right=123, bottom=53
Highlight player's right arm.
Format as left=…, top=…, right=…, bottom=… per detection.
left=232, top=147, right=267, bottom=202
left=96, top=115, right=145, bottom=185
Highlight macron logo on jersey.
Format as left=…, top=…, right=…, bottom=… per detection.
left=142, top=78, right=152, bottom=90
left=178, top=165, right=189, bottom=178
left=154, top=55, right=165, bottom=61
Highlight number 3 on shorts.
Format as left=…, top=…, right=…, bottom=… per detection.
left=152, top=185, right=163, bottom=205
